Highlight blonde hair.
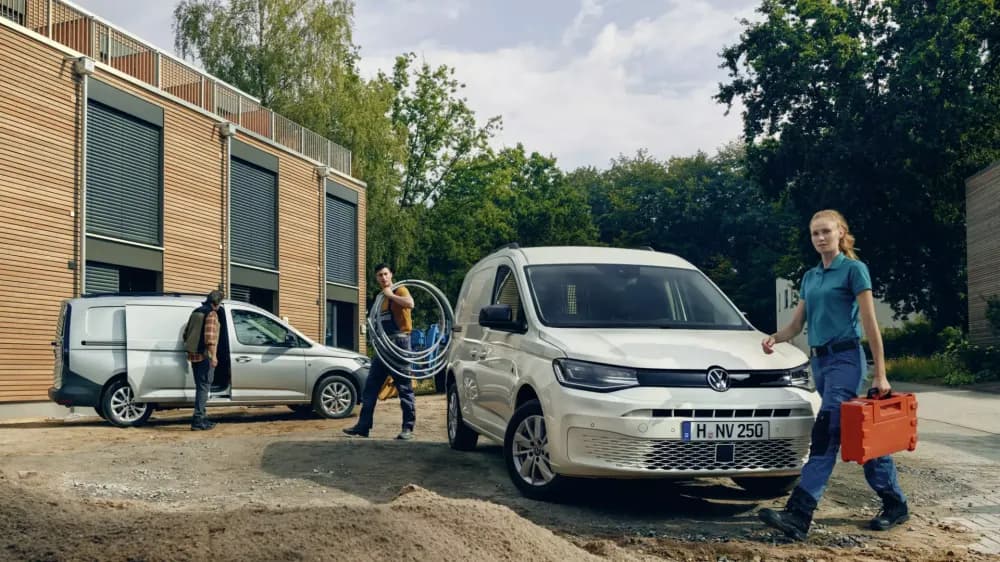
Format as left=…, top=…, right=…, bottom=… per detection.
left=810, top=209, right=857, bottom=259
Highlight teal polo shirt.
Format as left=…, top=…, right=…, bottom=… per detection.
left=801, top=252, right=872, bottom=347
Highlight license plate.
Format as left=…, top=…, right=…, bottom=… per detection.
left=682, top=421, right=769, bottom=441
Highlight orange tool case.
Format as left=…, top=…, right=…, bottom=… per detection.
left=841, top=391, right=918, bottom=464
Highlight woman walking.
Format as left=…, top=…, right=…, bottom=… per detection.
left=758, top=209, right=909, bottom=540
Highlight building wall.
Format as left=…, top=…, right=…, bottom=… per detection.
left=775, top=278, right=913, bottom=355
left=966, top=161, right=1000, bottom=346
left=0, top=21, right=366, bottom=404
left=277, top=142, right=323, bottom=338
left=162, top=104, right=226, bottom=293
left=0, top=24, right=78, bottom=402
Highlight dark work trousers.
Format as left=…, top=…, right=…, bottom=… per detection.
left=798, top=344, right=905, bottom=503
left=357, top=334, right=416, bottom=432
left=191, top=358, right=215, bottom=425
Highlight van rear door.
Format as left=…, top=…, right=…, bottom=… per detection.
left=125, top=303, right=192, bottom=401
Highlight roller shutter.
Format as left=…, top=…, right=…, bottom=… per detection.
left=86, top=101, right=162, bottom=246
left=325, top=195, right=357, bottom=285
left=231, top=158, right=277, bottom=269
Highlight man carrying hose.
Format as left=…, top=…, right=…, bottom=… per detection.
left=343, top=263, right=417, bottom=440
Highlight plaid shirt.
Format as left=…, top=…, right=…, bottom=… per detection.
left=187, top=308, right=220, bottom=363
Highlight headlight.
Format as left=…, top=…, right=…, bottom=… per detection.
left=788, top=362, right=814, bottom=391
left=354, top=355, right=371, bottom=367
left=552, top=359, right=638, bottom=392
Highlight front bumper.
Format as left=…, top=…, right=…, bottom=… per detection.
left=542, top=385, right=818, bottom=478
left=352, top=366, right=370, bottom=404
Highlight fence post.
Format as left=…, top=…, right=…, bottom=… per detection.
left=47, top=0, right=53, bottom=37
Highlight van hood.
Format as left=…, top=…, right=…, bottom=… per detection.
left=539, top=328, right=808, bottom=371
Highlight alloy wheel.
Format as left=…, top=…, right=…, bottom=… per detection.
left=109, top=385, right=148, bottom=424
left=511, top=414, right=555, bottom=486
left=321, top=380, right=353, bottom=416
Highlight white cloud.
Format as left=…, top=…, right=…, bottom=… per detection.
left=561, top=0, right=605, bottom=47
left=359, top=0, right=752, bottom=169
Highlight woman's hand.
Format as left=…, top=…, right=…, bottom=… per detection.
left=871, top=371, right=891, bottom=395
left=761, top=335, right=776, bottom=354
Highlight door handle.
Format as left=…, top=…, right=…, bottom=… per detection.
left=235, top=356, right=252, bottom=363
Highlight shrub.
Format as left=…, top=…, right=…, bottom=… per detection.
left=880, top=319, right=938, bottom=359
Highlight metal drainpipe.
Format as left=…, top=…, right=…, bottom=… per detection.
left=79, top=73, right=89, bottom=296
left=225, top=134, right=232, bottom=299
left=319, top=172, right=326, bottom=342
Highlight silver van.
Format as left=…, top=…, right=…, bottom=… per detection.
left=49, top=294, right=370, bottom=427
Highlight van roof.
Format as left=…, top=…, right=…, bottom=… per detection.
left=506, top=246, right=697, bottom=269
left=68, top=294, right=242, bottom=307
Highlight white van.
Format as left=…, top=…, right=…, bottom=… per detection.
left=49, top=294, right=369, bottom=427
left=445, top=245, right=820, bottom=500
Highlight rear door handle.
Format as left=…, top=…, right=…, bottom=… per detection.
left=235, top=356, right=252, bottom=363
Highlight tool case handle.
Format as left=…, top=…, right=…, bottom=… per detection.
left=865, top=388, right=907, bottom=422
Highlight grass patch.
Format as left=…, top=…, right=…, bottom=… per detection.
left=887, top=355, right=974, bottom=386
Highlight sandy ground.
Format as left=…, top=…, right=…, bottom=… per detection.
left=0, top=394, right=995, bottom=562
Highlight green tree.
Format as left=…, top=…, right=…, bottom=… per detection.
left=571, top=146, right=790, bottom=331
left=389, top=53, right=502, bottom=207
left=417, top=146, right=598, bottom=303
left=717, top=0, right=1000, bottom=328
left=173, top=0, right=355, bottom=111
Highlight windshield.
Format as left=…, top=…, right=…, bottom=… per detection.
left=525, top=264, right=749, bottom=330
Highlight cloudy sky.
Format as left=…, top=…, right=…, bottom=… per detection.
left=72, top=0, right=758, bottom=170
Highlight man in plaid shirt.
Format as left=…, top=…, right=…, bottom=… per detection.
left=183, top=290, right=223, bottom=430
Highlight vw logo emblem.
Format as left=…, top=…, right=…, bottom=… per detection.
left=707, top=367, right=731, bottom=392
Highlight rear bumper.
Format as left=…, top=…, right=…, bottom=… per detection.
left=48, top=372, right=103, bottom=407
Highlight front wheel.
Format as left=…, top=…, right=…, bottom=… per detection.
left=504, top=399, right=569, bottom=501
left=731, top=475, right=800, bottom=496
left=101, top=379, right=152, bottom=427
left=313, top=375, right=357, bottom=419
left=447, top=382, right=479, bottom=451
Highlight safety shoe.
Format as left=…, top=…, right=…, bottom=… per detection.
left=342, top=426, right=369, bottom=438
left=758, top=487, right=817, bottom=541
left=396, top=429, right=414, bottom=441
left=870, top=495, right=909, bottom=531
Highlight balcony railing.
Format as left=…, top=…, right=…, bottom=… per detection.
left=1, top=0, right=352, bottom=176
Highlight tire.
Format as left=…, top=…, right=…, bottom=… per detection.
left=101, top=378, right=152, bottom=428
left=504, top=399, right=569, bottom=501
left=447, top=382, right=479, bottom=451
left=313, top=375, right=357, bottom=419
left=93, top=402, right=108, bottom=421
left=288, top=404, right=314, bottom=416
left=732, top=475, right=800, bottom=496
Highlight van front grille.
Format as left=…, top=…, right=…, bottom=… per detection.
left=571, top=429, right=809, bottom=472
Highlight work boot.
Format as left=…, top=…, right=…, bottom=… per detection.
left=342, top=425, right=369, bottom=438
left=870, top=493, right=909, bottom=531
left=396, top=429, right=414, bottom=441
left=758, top=486, right=818, bottom=541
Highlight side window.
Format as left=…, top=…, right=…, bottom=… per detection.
left=232, top=309, right=293, bottom=346
left=492, top=265, right=526, bottom=330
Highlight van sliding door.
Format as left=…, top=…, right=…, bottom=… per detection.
left=125, top=303, right=191, bottom=402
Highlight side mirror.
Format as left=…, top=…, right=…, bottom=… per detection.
left=479, top=304, right=521, bottom=331
left=284, top=333, right=297, bottom=346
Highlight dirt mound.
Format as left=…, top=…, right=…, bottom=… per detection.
left=0, top=473, right=642, bottom=562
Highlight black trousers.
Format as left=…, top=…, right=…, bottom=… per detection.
left=191, top=358, right=215, bottom=424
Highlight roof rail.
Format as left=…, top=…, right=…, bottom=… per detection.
left=635, top=246, right=656, bottom=252
left=80, top=292, right=206, bottom=299
left=492, top=242, right=520, bottom=253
